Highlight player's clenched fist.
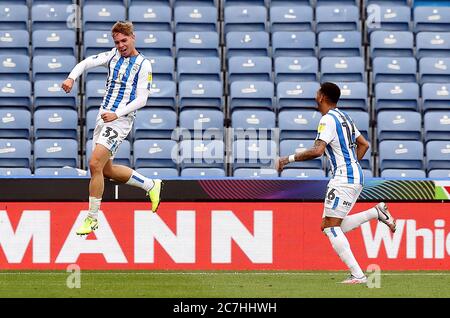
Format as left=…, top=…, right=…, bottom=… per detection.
left=61, top=78, right=74, bottom=93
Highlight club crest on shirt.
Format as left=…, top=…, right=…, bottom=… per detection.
left=147, top=72, right=152, bottom=82
left=318, top=122, right=326, bottom=133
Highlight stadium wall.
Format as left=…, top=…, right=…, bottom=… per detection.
left=1, top=179, right=449, bottom=270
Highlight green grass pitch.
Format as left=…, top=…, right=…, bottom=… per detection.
left=0, top=271, right=449, bottom=298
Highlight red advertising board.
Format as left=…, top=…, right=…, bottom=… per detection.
left=0, top=202, right=449, bottom=270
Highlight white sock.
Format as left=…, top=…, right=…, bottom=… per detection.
left=323, top=226, right=365, bottom=278
left=341, top=208, right=378, bottom=233
left=126, top=171, right=155, bottom=192
left=88, top=196, right=101, bottom=220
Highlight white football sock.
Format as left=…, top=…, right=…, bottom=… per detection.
left=88, top=196, right=101, bottom=220
left=341, top=207, right=378, bottom=233
left=126, top=171, right=155, bottom=192
left=323, top=226, right=365, bottom=278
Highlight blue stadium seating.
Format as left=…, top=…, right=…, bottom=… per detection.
left=345, top=110, right=370, bottom=140
left=426, top=141, right=450, bottom=172
left=320, top=57, right=365, bottom=82
left=0, top=55, right=29, bottom=80
left=416, top=32, right=450, bottom=58
left=224, top=4, right=267, bottom=34
left=0, top=167, right=32, bottom=176
left=34, top=109, right=78, bottom=140
left=85, top=80, right=106, bottom=111
left=279, top=140, right=323, bottom=169
left=179, top=109, right=224, bottom=140
left=129, top=2, right=172, bottom=31
left=281, top=169, right=326, bottom=178
left=372, top=57, right=417, bottom=83
left=85, top=109, right=98, bottom=140
left=178, top=80, right=223, bottom=110
left=379, top=140, right=424, bottom=171
left=274, top=57, right=318, bottom=83
left=233, top=168, right=278, bottom=178
left=136, top=168, right=179, bottom=178
left=135, top=31, right=173, bottom=57
left=0, top=30, right=29, bottom=56
left=86, top=139, right=131, bottom=167
left=316, top=5, right=360, bottom=32
left=0, top=80, right=32, bottom=110
left=419, top=57, right=450, bottom=83
left=0, top=139, right=31, bottom=168
left=179, top=139, right=225, bottom=168
left=175, top=4, right=218, bottom=32
left=31, top=3, right=73, bottom=30
left=181, top=167, right=226, bottom=177
left=272, top=31, right=316, bottom=57
left=34, top=167, right=82, bottom=177
left=269, top=4, right=313, bottom=32
left=231, top=109, right=275, bottom=140
left=177, top=56, right=221, bottom=81
left=83, top=4, right=126, bottom=31
left=374, top=82, right=419, bottom=112
left=276, top=82, right=320, bottom=110
left=84, top=31, right=114, bottom=57
left=360, top=148, right=373, bottom=171
left=34, top=139, right=78, bottom=169
left=133, top=139, right=178, bottom=169
left=318, top=31, right=362, bottom=58
left=229, top=81, right=274, bottom=111
left=34, top=80, right=78, bottom=110
left=147, top=80, right=177, bottom=109
left=32, top=30, right=76, bottom=56
left=228, top=56, right=272, bottom=83
left=32, top=55, right=76, bottom=81
left=377, top=111, right=422, bottom=141
left=176, top=31, right=220, bottom=57
left=232, top=139, right=277, bottom=170
left=226, top=31, right=269, bottom=58
left=424, top=111, right=450, bottom=142
left=370, top=31, right=414, bottom=58
left=366, top=5, right=411, bottom=33
left=335, top=82, right=368, bottom=111
left=422, top=83, right=450, bottom=112
left=428, top=169, right=450, bottom=179
left=133, top=108, right=177, bottom=140
left=0, top=108, right=31, bottom=139
left=278, top=109, right=321, bottom=140
left=150, top=56, right=175, bottom=81
left=414, top=7, right=450, bottom=33
left=0, top=4, right=28, bottom=30
left=381, top=169, right=427, bottom=178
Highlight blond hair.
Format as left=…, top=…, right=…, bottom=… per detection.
left=111, top=21, right=134, bottom=37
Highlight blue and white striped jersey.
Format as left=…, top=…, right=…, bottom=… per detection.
left=316, top=108, right=364, bottom=185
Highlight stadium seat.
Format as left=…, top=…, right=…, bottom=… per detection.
left=0, top=30, right=29, bottom=56
left=128, top=3, right=172, bottom=31
left=370, top=31, right=414, bottom=58
left=377, top=111, right=422, bottom=141
left=0, top=80, right=32, bottom=110
left=334, top=82, right=369, bottom=111
left=181, top=168, right=226, bottom=177
left=0, top=4, right=28, bottom=30
left=344, top=110, right=370, bottom=141
left=269, top=4, right=313, bottom=32
left=226, top=31, right=269, bottom=58
left=317, top=0, right=358, bottom=4
left=179, top=139, right=225, bottom=168
left=279, top=140, right=323, bottom=169
left=0, top=108, right=31, bottom=139
left=365, top=5, right=411, bottom=33
left=320, top=57, right=365, bottom=82
left=85, top=80, right=106, bottom=111
left=233, top=168, right=279, bottom=178
left=426, top=141, right=450, bottom=172
left=34, top=139, right=78, bottom=169
left=135, top=31, right=173, bottom=58
left=32, top=30, right=76, bottom=56
left=34, top=80, right=78, bottom=110
left=32, top=55, right=76, bottom=81
left=229, top=81, right=274, bottom=111
left=149, top=56, right=175, bottom=81
left=34, top=167, right=82, bottom=177
left=31, top=3, right=73, bottom=30
left=175, top=4, right=218, bottom=32
left=419, top=57, right=450, bottom=83
left=416, top=32, right=450, bottom=59
left=274, top=57, right=318, bottom=83
left=272, top=31, right=316, bottom=58
left=133, top=108, right=177, bottom=140
left=232, top=139, right=277, bottom=170
left=372, top=57, right=417, bottom=83
left=231, top=109, right=275, bottom=140
left=83, top=31, right=114, bottom=57
left=177, top=56, right=221, bottom=82
left=428, top=169, right=450, bottom=179
left=178, top=80, right=223, bottom=110
left=85, top=109, right=98, bottom=140
left=378, top=140, right=424, bottom=171
left=179, top=109, right=224, bottom=141
left=414, top=7, right=450, bottom=33
left=147, top=80, right=177, bottom=109
left=0, top=55, right=29, bottom=80
left=365, top=0, right=409, bottom=6
left=360, top=149, right=373, bottom=171
left=224, top=4, right=267, bottom=34
left=0, top=139, right=31, bottom=168
left=381, top=169, right=426, bottom=178
left=176, top=31, right=219, bottom=57
left=318, top=31, right=362, bottom=58
left=422, top=83, right=450, bottom=112
left=34, top=108, right=78, bottom=140
left=0, top=167, right=32, bottom=176
left=136, top=168, right=179, bottom=178
left=83, top=4, right=126, bottom=31
left=316, top=5, right=360, bottom=32
left=374, top=82, right=419, bottom=112
left=281, top=169, right=326, bottom=178
left=228, top=56, right=272, bottom=84
left=276, top=82, right=320, bottom=110
left=279, top=109, right=321, bottom=140
left=86, top=139, right=131, bottom=167
left=424, top=111, right=450, bottom=142
left=133, top=139, right=178, bottom=169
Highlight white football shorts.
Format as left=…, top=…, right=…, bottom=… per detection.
left=322, top=178, right=363, bottom=219
left=92, top=112, right=134, bottom=159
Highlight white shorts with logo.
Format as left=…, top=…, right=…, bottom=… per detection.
left=92, top=112, right=134, bottom=159
left=322, top=178, right=363, bottom=219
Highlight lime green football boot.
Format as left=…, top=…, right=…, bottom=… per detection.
left=147, top=179, right=163, bottom=213
left=76, top=216, right=98, bottom=236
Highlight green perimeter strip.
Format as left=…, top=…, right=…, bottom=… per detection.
left=435, top=186, right=449, bottom=200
